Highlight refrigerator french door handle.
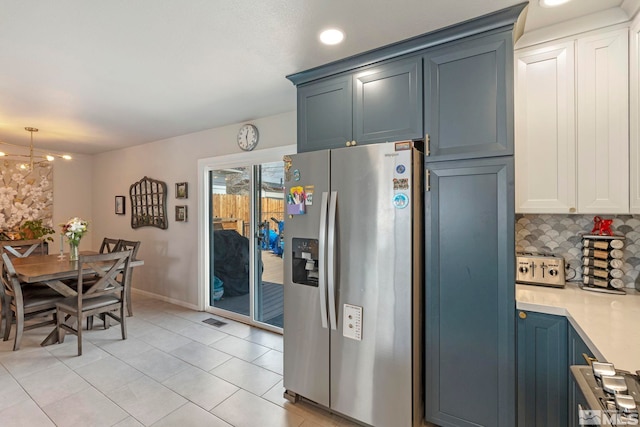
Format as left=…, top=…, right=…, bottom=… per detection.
left=327, top=190, right=338, bottom=330
left=318, top=191, right=329, bottom=329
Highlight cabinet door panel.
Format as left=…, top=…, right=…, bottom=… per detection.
left=515, top=42, right=577, bottom=213
left=353, top=57, right=422, bottom=144
left=517, top=311, right=568, bottom=427
left=425, top=156, right=515, bottom=427
left=577, top=28, right=629, bottom=213
left=424, top=30, right=512, bottom=161
left=297, top=76, right=352, bottom=152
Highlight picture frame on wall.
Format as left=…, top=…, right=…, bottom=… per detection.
left=115, top=196, right=126, bottom=215
left=175, top=205, right=187, bottom=222
left=175, top=182, right=188, bottom=199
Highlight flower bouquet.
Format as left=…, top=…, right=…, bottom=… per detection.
left=61, top=217, right=88, bottom=261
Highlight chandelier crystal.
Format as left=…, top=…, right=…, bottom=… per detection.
left=0, top=127, right=72, bottom=170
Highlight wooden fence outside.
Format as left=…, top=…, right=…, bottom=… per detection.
left=212, top=194, right=284, bottom=237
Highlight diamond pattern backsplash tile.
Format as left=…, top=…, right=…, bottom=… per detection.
left=516, top=214, right=640, bottom=289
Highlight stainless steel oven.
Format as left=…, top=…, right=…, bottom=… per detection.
left=571, top=362, right=640, bottom=426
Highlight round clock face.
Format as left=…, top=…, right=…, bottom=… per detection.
left=237, top=124, right=259, bottom=151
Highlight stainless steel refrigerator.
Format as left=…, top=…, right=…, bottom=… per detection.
left=283, top=142, right=423, bottom=427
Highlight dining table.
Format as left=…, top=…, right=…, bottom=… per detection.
left=10, top=250, right=144, bottom=346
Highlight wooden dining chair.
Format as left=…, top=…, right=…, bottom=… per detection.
left=0, top=239, right=47, bottom=258
left=114, top=240, right=140, bottom=316
left=56, top=250, right=131, bottom=355
left=99, top=237, right=121, bottom=254
left=0, top=239, right=47, bottom=337
left=0, top=253, right=65, bottom=350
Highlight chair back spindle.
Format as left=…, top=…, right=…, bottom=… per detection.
left=99, top=237, right=121, bottom=254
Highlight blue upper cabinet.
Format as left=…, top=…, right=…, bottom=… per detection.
left=297, top=75, right=353, bottom=153
left=296, top=57, right=422, bottom=152
left=353, top=56, right=423, bottom=144
left=287, top=3, right=526, bottom=154
left=423, top=30, right=513, bottom=161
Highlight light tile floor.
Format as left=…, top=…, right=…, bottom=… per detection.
left=0, top=294, right=357, bottom=427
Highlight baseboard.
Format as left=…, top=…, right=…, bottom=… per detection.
left=131, top=288, right=200, bottom=311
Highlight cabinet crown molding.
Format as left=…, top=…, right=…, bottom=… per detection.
left=286, top=2, right=527, bottom=86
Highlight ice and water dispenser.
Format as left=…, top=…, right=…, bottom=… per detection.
left=291, top=238, right=319, bottom=286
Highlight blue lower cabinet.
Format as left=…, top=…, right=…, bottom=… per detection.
left=568, top=325, right=595, bottom=427
left=425, top=157, right=515, bottom=427
left=517, top=311, right=568, bottom=427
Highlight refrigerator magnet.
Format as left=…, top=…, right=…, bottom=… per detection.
left=304, top=185, right=314, bottom=205
left=393, top=178, right=409, bottom=190
left=293, top=169, right=301, bottom=181
left=283, top=156, right=293, bottom=182
left=393, top=193, right=409, bottom=209
left=287, top=186, right=306, bottom=215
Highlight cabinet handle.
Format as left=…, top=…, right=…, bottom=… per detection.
left=582, top=353, right=597, bottom=366
left=518, top=311, right=527, bottom=319
left=425, top=169, right=430, bottom=192
left=569, top=207, right=576, bottom=213
left=346, top=141, right=351, bottom=147
left=352, top=140, right=357, bottom=146
left=425, top=133, right=430, bottom=156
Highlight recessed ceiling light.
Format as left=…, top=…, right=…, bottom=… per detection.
left=539, top=0, right=571, bottom=7
left=319, top=29, right=344, bottom=45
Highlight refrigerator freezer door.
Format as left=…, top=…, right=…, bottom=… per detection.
left=329, top=143, right=418, bottom=427
left=283, top=150, right=331, bottom=407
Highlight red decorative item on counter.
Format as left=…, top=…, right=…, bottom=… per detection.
left=591, top=216, right=613, bottom=236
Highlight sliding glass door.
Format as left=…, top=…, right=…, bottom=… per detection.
left=254, top=161, right=284, bottom=328
left=209, top=166, right=252, bottom=317
left=203, top=148, right=289, bottom=331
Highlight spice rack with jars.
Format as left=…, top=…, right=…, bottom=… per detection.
left=581, top=234, right=626, bottom=294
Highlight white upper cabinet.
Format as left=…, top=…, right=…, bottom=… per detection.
left=576, top=28, right=629, bottom=214
left=631, top=16, right=640, bottom=213
left=515, top=41, right=576, bottom=213
left=515, top=26, right=629, bottom=214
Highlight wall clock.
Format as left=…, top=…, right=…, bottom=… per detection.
left=237, top=124, right=259, bottom=151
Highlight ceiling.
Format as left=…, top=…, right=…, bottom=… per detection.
left=0, top=0, right=635, bottom=155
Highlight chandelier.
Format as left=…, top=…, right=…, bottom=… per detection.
left=0, top=127, right=72, bottom=170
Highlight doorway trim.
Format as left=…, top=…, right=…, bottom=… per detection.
left=197, top=145, right=295, bottom=325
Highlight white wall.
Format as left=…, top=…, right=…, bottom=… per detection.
left=53, top=154, right=94, bottom=252
left=91, top=111, right=296, bottom=308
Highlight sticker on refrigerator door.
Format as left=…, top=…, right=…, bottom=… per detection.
left=287, top=186, right=306, bottom=215
left=393, top=178, right=409, bottom=190
left=304, top=185, right=314, bottom=205
left=395, top=164, right=406, bottom=174
left=392, top=193, right=409, bottom=209
left=343, top=304, right=362, bottom=341
left=394, top=141, right=412, bottom=151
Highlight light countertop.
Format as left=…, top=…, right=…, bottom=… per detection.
left=516, top=283, right=640, bottom=372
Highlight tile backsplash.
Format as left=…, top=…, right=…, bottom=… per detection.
left=516, top=214, right=640, bottom=288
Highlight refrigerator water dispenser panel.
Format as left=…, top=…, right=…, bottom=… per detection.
left=291, top=238, right=319, bottom=286
left=343, top=304, right=363, bottom=341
